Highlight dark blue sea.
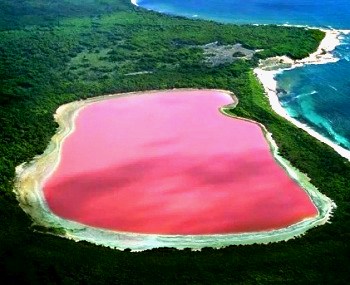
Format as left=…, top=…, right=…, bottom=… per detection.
left=137, top=0, right=350, bottom=150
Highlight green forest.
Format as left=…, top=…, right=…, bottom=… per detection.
left=0, top=0, right=349, bottom=284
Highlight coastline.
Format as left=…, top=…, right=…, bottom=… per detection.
left=254, top=28, right=350, bottom=161
left=14, top=89, right=334, bottom=251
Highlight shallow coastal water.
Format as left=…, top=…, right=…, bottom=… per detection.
left=43, top=90, right=317, bottom=235
left=277, top=35, right=350, bottom=150
left=137, top=0, right=350, bottom=151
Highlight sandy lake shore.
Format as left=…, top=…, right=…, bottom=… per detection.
left=14, top=89, right=335, bottom=251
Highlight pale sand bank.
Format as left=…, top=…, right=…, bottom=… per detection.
left=254, top=29, right=350, bottom=161
left=14, top=89, right=334, bottom=251
left=130, top=0, right=138, bottom=7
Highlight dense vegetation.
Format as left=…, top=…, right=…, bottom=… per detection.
left=0, top=0, right=349, bottom=284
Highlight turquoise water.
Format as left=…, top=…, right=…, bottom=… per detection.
left=137, top=0, right=350, bottom=150
left=277, top=37, right=350, bottom=149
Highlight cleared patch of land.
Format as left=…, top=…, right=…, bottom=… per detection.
left=201, top=42, right=255, bottom=66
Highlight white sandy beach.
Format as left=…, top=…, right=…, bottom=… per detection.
left=254, top=29, right=350, bottom=161
left=130, top=0, right=138, bottom=7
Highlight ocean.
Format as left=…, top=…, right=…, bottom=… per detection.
left=136, top=0, right=350, bottom=150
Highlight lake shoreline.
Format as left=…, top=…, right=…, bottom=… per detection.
left=14, top=89, right=334, bottom=251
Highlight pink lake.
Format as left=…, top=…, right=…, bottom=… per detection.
left=44, top=90, right=317, bottom=235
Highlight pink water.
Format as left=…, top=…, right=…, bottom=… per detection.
left=44, top=90, right=317, bottom=235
